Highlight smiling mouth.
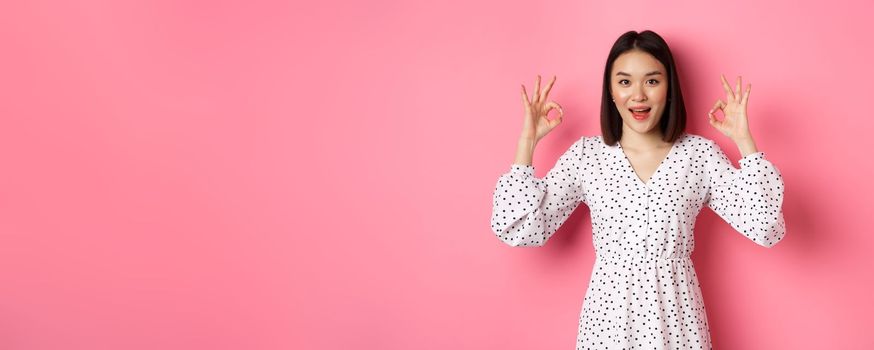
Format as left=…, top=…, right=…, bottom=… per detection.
left=630, top=108, right=651, bottom=120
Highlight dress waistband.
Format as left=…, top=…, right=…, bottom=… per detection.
left=595, top=253, right=692, bottom=264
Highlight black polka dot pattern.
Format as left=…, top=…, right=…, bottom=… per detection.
left=490, top=132, right=786, bottom=349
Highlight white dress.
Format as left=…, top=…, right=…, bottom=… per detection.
left=490, top=132, right=786, bottom=349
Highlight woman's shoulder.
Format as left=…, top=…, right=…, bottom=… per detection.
left=573, top=133, right=719, bottom=153
left=576, top=134, right=604, bottom=152
left=577, top=134, right=606, bottom=145
left=679, top=132, right=717, bottom=148
left=679, top=133, right=731, bottom=160
left=579, top=134, right=601, bottom=144
left=576, top=133, right=712, bottom=147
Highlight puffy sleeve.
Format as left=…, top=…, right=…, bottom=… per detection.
left=489, top=137, right=587, bottom=247
left=703, top=140, right=786, bottom=248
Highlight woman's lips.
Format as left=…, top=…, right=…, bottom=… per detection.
left=630, top=108, right=650, bottom=120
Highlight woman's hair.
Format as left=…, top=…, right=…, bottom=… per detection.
left=600, top=30, right=686, bottom=145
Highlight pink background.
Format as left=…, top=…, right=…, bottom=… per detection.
left=1, top=0, right=872, bottom=349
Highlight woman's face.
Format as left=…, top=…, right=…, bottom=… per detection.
left=610, top=50, right=669, bottom=136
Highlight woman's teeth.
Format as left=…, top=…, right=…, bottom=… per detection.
left=630, top=108, right=650, bottom=120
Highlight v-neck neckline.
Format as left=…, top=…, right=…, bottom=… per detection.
left=617, top=134, right=683, bottom=187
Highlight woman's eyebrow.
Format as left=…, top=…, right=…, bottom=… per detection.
left=616, top=71, right=663, bottom=76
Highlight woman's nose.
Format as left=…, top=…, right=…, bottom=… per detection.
left=632, top=86, right=647, bottom=101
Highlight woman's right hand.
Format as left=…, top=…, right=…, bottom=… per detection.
left=521, top=75, right=564, bottom=143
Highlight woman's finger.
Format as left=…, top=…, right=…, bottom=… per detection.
left=541, top=75, right=557, bottom=102
left=741, top=83, right=751, bottom=107
left=548, top=114, right=563, bottom=129
left=543, top=101, right=563, bottom=129
left=708, top=112, right=722, bottom=129
left=522, top=84, right=531, bottom=107
left=534, top=75, right=543, bottom=104
left=708, top=99, right=726, bottom=117
left=720, top=74, right=735, bottom=102
left=543, top=101, right=564, bottom=117
left=735, top=76, right=742, bottom=100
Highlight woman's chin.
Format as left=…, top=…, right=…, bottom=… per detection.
left=623, top=119, right=659, bottom=134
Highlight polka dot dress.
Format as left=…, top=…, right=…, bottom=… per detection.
left=490, top=132, right=786, bottom=349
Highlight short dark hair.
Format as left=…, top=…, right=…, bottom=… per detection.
left=600, top=30, right=686, bottom=145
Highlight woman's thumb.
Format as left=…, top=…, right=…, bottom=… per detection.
left=550, top=115, right=562, bottom=129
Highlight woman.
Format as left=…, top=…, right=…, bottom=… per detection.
left=489, top=30, right=786, bottom=349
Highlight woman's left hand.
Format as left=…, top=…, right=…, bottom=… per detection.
left=708, top=74, right=754, bottom=142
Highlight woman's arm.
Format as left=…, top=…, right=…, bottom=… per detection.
left=705, top=75, right=786, bottom=247
left=514, top=137, right=537, bottom=166
left=704, top=140, right=786, bottom=247
left=735, top=137, right=759, bottom=157
left=491, top=137, right=588, bottom=247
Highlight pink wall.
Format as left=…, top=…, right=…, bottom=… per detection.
left=0, top=0, right=871, bottom=349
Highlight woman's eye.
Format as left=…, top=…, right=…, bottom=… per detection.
left=618, top=79, right=658, bottom=85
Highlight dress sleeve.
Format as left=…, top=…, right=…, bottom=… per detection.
left=704, top=140, right=786, bottom=248
left=489, top=137, right=587, bottom=247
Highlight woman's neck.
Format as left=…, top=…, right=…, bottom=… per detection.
left=619, top=125, right=670, bottom=150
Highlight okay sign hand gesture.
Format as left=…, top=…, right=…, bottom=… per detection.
left=708, top=74, right=754, bottom=141
left=520, top=75, right=564, bottom=143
